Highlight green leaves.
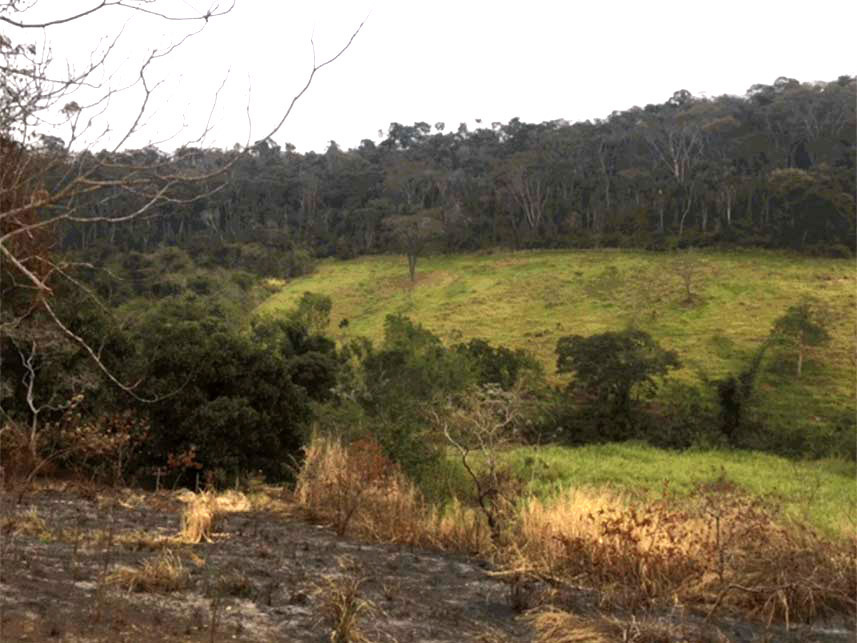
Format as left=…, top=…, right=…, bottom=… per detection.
left=772, top=301, right=831, bottom=348
left=556, top=329, right=680, bottom=414
left=770, top=299, right=831, bottom=377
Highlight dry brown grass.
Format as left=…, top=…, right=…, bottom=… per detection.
left=311, top=557, right=376, bottom=643
left=0, top=507, right=50, bottom=539
left=526, top=608, right=731, bottom=643
left=526, top=609, right=613, bottom=643
left=176, top=489, right=252, bottom=544
left=510, top=484, right=857, bottom=625
left=107, top=549, right=190, bottom=593
left=294, top=435, right=857, bottom=628
left=294, top=436, right=491, bottom=551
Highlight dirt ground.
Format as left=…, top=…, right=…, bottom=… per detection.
left=0, top=484, right=852, bottom=642
left=0, top=484, right=530, bottom=642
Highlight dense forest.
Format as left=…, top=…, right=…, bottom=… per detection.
left=53, top=75, right=856, bottom=263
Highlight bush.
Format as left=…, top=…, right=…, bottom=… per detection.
left=453, top=338, right=542, bottom=389
left=556, top=328, right=680, bottom=421
left=148, top=276, right=184, bottom=298
left=229, top=270, right=255, bottom=291
left=187, top=274, right=213, bottom=295
left=134, top=300, right=312, bottom=481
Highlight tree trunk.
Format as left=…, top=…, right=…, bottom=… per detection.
left=678, top=193, right=693, bottom=238
left=407, top=253, right=417, bottom=282
left=797, top=333, right=804, bottom=377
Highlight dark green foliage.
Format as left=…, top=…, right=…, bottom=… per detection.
left=229, top=270, right=255, bottom=291
left=735, top=414, right=857, bottom=461
left=363, top=315, right=475, bottom=406
left=55, top=76, right=855, bottom=263
left=321, top=315, right=476, bottom=478
left=453, top=338, right=542, bottom=389
left=286, top=352, right=338, bottom=403
left=188, top=275, right=213, bottom=295
left=556, top=329, right=680, bottom=417
left=287, top=291, right=332, bottom=336
left=249, top=316, right=338, bottom=401
left=134, top=300, right=316, bottom=480
left=715, top=341, right=770, bottom=443
left=770, top=300, right=831, bottom=377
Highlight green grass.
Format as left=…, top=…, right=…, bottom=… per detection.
left=495, top=443, right=856, bottom=536
left=257, top=249, right=855, bottom=535
left=257, top=249, right=856, bottom=430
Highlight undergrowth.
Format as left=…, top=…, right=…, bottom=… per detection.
left=294, top=435, right=857, bottom=628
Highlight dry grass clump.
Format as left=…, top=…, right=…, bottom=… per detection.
left=511, top=483, right=857, bottom=625
left=107, top=549, right=190, bottom=593
left=0, top=507, right=50, bottom=539
left=312, top=557, right=376, bottom=643
left=526, top=608, right=614, bottom=643
left=76, top=527, right=172, bottom=552
left=294, top=436, right=490, bottom=551
left=295, top=436, right=407, bottom=537
left=176, top=488, right=252, bottom=544
left=178, top=491, right=218, bottom=544
left=526, top=608, right=729, bottom=643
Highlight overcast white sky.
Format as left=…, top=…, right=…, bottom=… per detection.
left=20, top=0, right=857, bottom=152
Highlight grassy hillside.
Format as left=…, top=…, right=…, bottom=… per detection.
left=500, top=443, right=856, bottom=536
left=257, top=249, right=855, bottom=431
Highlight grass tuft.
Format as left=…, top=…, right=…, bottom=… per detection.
left=312, top=557, right=376, bottom=643
left=107, top=549, right=190, bottom=593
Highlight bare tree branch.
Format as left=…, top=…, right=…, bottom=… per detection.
left=0, top=0, right=235, bottom=29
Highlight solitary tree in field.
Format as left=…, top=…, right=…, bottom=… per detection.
left=670, top=248, right=706, bottom=304
left=770, top=300, right=831, bottom=378
left=384, top=210, right=444, bottom=282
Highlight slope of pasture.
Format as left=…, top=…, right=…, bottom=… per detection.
left=257, top=249, right=856, bottom=427
left=501, top=443, right=856, bottom=536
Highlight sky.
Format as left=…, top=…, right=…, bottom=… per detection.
left=15, top=0, right=857, bottom=153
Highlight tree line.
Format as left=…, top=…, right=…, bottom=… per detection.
left=51, top=75, right=856, bottom=261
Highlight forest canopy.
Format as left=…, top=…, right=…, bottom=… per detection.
left=33, top=75, right=857, bottom=260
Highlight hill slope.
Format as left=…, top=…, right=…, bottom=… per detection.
left=257, top=249, right=856, bottom=432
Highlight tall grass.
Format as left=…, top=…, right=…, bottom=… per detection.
left=294, top=435, right=857, bottom=627
left=501, top=443, right=857, bottom=536
left=294, top=436, right=492, bottom=552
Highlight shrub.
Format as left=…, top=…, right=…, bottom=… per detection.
left=287, top=291, right=332, bottom=336
left=187, top=274, right=213, bottom=295
left=134, top=300, right=312, bottom=481
left=556, top=329, right=680, bottom=420
left=453, top=338, right=542, bottom=390
left=229, top=270, right=255, bottom=291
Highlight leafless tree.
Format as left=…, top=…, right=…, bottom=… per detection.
left=499, top=158, right=551, bottom=234
left=434, top=384, right=525, bottom=544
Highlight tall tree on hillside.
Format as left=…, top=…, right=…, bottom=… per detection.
left=770, top=300, right=831, bottom=378
left=384, top=210, right=445, bottom=282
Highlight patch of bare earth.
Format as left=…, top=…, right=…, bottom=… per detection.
left=0, top=485, right=529, bottom=642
